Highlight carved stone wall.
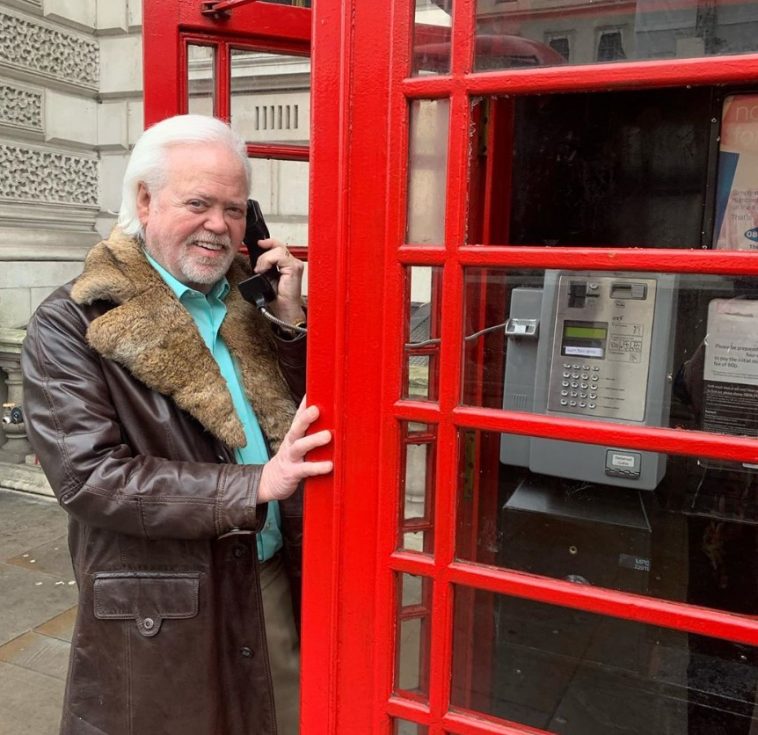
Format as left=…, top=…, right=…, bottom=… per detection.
left=0, top=144, right=98, bottom=204
left=0, top=9, right=98, bottom=89
left=0, top=84, right=42, bottom=131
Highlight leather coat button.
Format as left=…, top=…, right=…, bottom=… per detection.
left=143, top=617, right=155, bottom=631
left=240, top=646, right=253, bottom=658
left=232, top=544, right=247, bottom=559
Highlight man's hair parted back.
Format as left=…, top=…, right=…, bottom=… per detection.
left=116, top=114, right=252, bottom=238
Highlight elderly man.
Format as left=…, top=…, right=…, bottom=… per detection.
left=21, top=115, right=331, bottom=735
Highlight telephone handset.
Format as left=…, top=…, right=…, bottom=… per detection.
left=239, top=199, right=279, bottom=308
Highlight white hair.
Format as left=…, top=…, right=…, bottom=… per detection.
left=117, top=114, right=251, bottom=237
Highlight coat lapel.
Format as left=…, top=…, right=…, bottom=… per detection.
left=71, top=230, right=295, bottom=451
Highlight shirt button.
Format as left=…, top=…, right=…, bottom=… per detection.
left=232, top=544, right=247, bottom=559
left=240, top=646, right=254, bottom=658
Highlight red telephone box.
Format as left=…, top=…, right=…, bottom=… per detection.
left=144, top=1, right=758, bottom=733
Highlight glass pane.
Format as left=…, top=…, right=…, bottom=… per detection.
left=230, top=48, right=311, bottom=145
left=187, top=45, right=215, bottom=116
left=457, top=427, right=758, bottom=616
left=394, top=721, right=429, bottom=735
left=413, top=0, right=453, bottom=76
left=399, top=422, right=436, bottom=554
left=714, top=93, right=758, bottom=251
left=407, top=99, right=449, bottom=245
left=404, top=267, right=442, bottom=401
left=396, top=574, right=432, bottom=698
left=475, top=0, right=758, bottom=70
left=451, top=589, right=758, bottom=734
left=468, top=87, right=719, bottom=247
left=462, top=268, right=758, bottom=442
left=248, top=158, right=309, bottom=247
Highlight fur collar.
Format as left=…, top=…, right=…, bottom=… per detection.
left=71, top=229, right=295, bottom=450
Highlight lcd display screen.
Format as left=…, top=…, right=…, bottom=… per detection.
left=562, top=321, right=608, bottom=359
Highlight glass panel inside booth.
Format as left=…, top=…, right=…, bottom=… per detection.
left=247, top=158, right=310, bottom=248
left=187, top=44, right=216, bottom=115
left=475, top=0, right=758, bottom=70
left=230, top=48, right=311, bottom=145
left=458, top=268, right=758, bottom=609
left=468, top=87, right=721, bottom=248
left=451, top=589, right=758, bottom=734
left=413, top=0, right=453, bottom=76
left=407, top=98, right=450, bottom=245
left=462, top=269, right=758, bottom=443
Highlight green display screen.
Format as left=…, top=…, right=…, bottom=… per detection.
left=564, top=325, right=607, bottom=340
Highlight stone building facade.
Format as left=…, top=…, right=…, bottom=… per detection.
left=0, top=0, right=143, bottom=491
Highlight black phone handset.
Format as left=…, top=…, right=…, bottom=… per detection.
left=239, top=199, right=278, bottom=308
left=238, top=199, right=307, bottom=335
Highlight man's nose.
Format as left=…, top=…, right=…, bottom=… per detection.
left=203, top=207, right=228, bottom=234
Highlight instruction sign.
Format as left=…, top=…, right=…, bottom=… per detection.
left=703, top=299, right=758, bottom=436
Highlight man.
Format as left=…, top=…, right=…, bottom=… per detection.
left=21, top=114, right=332, bottom=735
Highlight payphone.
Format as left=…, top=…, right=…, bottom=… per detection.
left=501, top=271, right=677, bottom=490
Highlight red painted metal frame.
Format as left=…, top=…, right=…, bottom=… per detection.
left=142, top=0, right=758, bottom=733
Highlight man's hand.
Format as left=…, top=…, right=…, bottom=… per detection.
left=253, top=238, right=305, bottom=325
left=258, top=398, right=333, bottom=502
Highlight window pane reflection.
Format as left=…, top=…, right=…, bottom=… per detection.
left=230, top=48, right=311, bottom=145
left=399, top=422, right=436, bottom=554
left=412, top=0, right=453, bottom=76
left=457, top=428, right=758, bottom=617
left=248, top=158, right=309, bottom=247
left=474, top=0, right=758, bottom=70
left=396, top=574, right=432, bottom=698
left=394, top=721, right=428, bottom=735
left=404, top=267, right=442, bottom=401
left=407, top=99, right=449, bottom=245
left=187, top=45, right=215, bottom=116
left=452, top=588, right=758, bottom=734
left=468, top=88, right=716, bottom=248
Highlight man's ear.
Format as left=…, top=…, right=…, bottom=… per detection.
left=136, top=183, right=151, bottom=226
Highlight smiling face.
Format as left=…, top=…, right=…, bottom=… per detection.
left=137, top=142, right=248, bottom=293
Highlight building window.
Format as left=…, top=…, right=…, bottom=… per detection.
left=547, top=36, right=570, bottom=61
left=597, top=30, right=626, bottom=61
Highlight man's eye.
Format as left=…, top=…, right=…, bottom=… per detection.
left=227, top=207, right=245, bottom=218
left=187, top=200, right=206, bottom=209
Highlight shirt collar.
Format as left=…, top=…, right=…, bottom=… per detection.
left=145, top=251, right=230, bottom=302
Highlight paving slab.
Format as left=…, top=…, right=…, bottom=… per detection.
left=34, top=606, right=77, bottom=644
left=0, top=630, right=70, bottom=680
left=0, top=563, right=78, bottom=646
left=6, top=534, right=74, bottom=580
left=0, top=488, right=66, bottom=560
left=0, top=660, right=64, bottom=735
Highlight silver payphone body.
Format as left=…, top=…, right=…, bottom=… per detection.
left=501, top=271, right=677, bottom=490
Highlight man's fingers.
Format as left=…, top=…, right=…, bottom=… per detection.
left=297, top=460, right=333, bottom=478
left=287, top=404, right=320, bottom=440
left=288, top=429, right=332, bottom=459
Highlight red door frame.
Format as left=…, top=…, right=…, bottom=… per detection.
left=143, top=1, right=758, bottom=734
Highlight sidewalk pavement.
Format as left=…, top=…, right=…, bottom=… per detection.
left=0, top=487, right=77, bottom=735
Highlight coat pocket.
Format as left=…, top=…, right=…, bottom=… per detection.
left=93, top=571, right=200, bottom=638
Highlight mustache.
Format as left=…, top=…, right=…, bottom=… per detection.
left=184, top=231, right=232, bottom=249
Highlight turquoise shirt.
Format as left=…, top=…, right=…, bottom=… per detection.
left=146, top=253, right=282, bottom=562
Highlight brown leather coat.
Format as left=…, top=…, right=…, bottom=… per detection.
left=21, top=231, right=306, bottom=735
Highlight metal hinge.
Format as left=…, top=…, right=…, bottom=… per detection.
left=201, top=0, right=260, bottom=20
